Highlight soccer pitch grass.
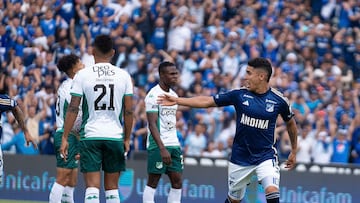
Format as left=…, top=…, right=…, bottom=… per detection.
left=0, top=200, right=46, bottom=203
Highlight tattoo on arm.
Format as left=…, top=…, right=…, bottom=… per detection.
left=12, top=106, right=27, bottom=132
left=125, top=110, right=133, bottom=115
left=68, top=106, right=79, bottom=113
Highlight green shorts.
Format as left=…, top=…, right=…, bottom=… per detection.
left=79, top=140, right=125, bottom=173
left=147, top=146, right=183, bottom=174
left=54, top=131, right=79, bottom=169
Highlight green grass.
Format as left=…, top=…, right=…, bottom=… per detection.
left=0, top=200, right=46, bottom=203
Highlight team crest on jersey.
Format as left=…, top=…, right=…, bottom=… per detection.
left=242, top=100, right=249, bottom=106
left=266, top=103, right=274, bottom=112
left=156, top=162, right=163, bottom=169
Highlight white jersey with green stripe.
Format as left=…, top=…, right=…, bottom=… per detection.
left=55, top=78, right=82, bottom=133
left=70, top=62, right=133, bottom=140
left=145, top=84, right=180, bottom=150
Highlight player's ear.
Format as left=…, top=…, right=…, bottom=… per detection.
left=110, top=49, right=115, bottom=57
left=260, top=70, right=268, bottom=81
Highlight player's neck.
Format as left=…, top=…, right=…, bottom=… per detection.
left=95, top=60, right=110, bottom=63
left=159, top=82, right=170, bottom=92
left=254, top=84, right=270, bottom=94
left=94, top=57, right=111, bottom=64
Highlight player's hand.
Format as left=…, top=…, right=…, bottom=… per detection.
left=124, top=139, right=130, bottom=158
left=160, top=148, right=172, bottom=165
left=24, top=131, right=38, bottom=149
left=157, top=94, right=177, bottom=106
left=285, top=151, right=296, bottom=170
left=59, top=136, right=69, bottom=161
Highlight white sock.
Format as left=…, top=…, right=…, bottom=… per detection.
left=167, top=188, right=182, bottom=203
left=49, top=182, right=65, bottom=203
left=143, top=185, right=156, bottom=203
left=62, top=186, right=75, bottom=203
left=105, top=189, right=120, bottom=203
left=85, top=187, right=100, bottom=203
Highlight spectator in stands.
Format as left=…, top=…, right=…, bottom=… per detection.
left=312, top=118, right=334, bottom=164
left=331, top=129, right=351, bottom=164
left=132, top=0, right=154, bottom=44
left=184, top=123, right=207, bottom=157
left=167, top=14, right=192, bottom=52
left=2, top=122, right=38, bottom=155
left=150, top=17, right=166, bottom=50
left=351, top=135, right=360, bottom=164
left=202, top=141, right=227, bottom=158
left=180, top=52, right=199, bottom=89
left=296, top=122, right=315, bottom=164
left=23, top=93, right=47, bottom=145
left=279, top=131, right=292, bottom=161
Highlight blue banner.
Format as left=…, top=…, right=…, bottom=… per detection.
left=0, top=155, right=359, bottom=203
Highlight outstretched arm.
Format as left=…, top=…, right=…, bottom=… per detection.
left=158, top=94, right=217, bottom=108
left=284, top=118, right=298, bottom=170
left=12, top=106, right=37, bottom=149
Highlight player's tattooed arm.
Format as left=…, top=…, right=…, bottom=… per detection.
left=12, top=106, right=27, bottom=132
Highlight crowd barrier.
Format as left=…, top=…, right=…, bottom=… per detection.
left=0, top=154, right=359, bottom=202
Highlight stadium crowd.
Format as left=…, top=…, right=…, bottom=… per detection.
left=1, top=0, right=360, bottom=166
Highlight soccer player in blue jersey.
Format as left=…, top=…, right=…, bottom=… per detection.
left=0, top=94, right=37, bottom=183
left=158, top=57, right=298, bottom=203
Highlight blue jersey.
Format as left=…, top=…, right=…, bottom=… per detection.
left=0, top=94, right=16, bottom=115
left=0, top=94, right=17, bottom=139
left=213, top=87, right=294, bottom=166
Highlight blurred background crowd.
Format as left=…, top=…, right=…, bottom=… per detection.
left=1, top=0, right=360, bottom=166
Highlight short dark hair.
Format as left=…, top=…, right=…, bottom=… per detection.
left=248, top=57, right=272, bottom=82
left=158, top=61, right=176, bottom=75
left=93, top=34, right=113, bottom=55
left=57, top=54, right=80, bottom=74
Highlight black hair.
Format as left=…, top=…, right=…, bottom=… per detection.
left=248, top=57, right=273, bottom=82
left=93, top=34, right=113, bottom=55
left=57, top=54, right=80, bottom=74
left=158, top=61, right=176, bottom=75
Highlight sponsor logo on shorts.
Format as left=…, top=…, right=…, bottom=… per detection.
left=156, top=162, right=163, bottom=169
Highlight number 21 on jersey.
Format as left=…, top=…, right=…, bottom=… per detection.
left=94, top=84, right=115, bottom=111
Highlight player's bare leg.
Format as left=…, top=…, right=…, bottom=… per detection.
left=167, top=171, right=182, bottom=203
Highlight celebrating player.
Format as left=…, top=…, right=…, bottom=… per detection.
left=158, top=57, right=298, bottom=203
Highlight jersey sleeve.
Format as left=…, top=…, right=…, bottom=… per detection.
left=213, top=90, right=237, bottom=107
left=145, top=91, right=158, bottom=113
left=280, top=98, right=294, bottom=122
left=0, top=94, right=17, bottom=112
left=70, top=71, right=83, bottom=97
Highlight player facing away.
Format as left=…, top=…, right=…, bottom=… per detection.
left=0, top=95, right=37, bottom=184
left=60, top=34, right=134, bottom=203
left=143, top=61, right=183, bottom=203
left=49, top=54, right=84, bottom=203
left=158, top=57, right=298, bottom=203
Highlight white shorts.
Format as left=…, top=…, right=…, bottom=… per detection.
left=227, top=159, right=280, bottom=200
